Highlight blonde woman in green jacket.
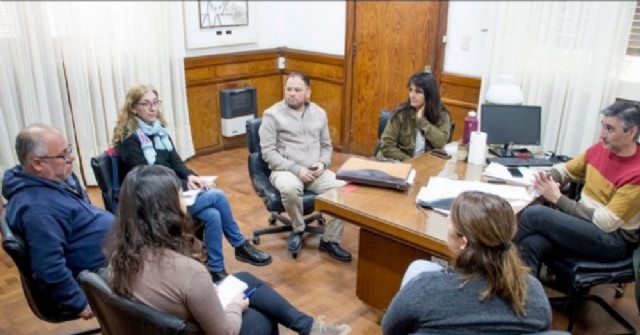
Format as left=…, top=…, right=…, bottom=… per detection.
left=377, top=72, right=451, bottom=162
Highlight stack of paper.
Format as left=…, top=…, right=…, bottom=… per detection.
left=181, top=175, right=218, bottom=206
left=416, top=176, right=534, bottom=215
left=482, top=163, right=550, bottom=186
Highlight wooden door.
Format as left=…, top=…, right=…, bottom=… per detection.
left=344, top=1, right=446, bottom=156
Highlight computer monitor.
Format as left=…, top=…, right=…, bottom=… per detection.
left=480, top=104, right=542, bottom=157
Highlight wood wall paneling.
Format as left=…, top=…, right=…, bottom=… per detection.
left=310, top=80, right=343, bottom=147
left=439, top=72, right=481, bottom=142
left=185, top=48, right=346, bottom=155
left=252, top=74, right=283, bottom=118
left=187, top=84, right=220, bottom=151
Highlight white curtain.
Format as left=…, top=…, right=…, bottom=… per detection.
left=0, top=1, right=193, bottom=186
left=480, top=1, right=635, bottom=157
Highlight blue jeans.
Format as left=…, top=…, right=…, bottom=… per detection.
left=187, top=189, right=245, bottom=272
left=235, top=272, right=314, bottom=335
left=514, top=205, right=631, bottom=275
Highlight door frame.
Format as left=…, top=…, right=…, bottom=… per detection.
left=341, top=1, right=449, bottom=153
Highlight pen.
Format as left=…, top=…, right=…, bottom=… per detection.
left=244, top=287, right=257, bottom=299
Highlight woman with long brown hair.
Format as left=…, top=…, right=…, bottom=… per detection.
left=382, top=191, right=551, bottom=334
left=104, top=165, right=350, bottom=335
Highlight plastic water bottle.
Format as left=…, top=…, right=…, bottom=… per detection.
left=462, top=111, right=478, bottom=145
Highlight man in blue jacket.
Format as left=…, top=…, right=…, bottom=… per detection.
left=2, top=124, right=114, bottom=320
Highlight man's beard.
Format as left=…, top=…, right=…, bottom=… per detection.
left=286, top=99, right=305, bottom=110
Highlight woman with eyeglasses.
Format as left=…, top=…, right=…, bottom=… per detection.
left=112, top=84, right=271, bottom=284
left=105, top=165, right=350, bottom=335
left=376, top=71, right=451, bottom=162
left=381, top=191, right=552, bottom=335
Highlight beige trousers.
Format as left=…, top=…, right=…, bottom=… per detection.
left=269, top=170, right=344, bottom=242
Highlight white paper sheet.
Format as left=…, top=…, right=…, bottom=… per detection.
left=416, top=176, right=534, bottom=211
left=216, top=274, right=248, bottom=310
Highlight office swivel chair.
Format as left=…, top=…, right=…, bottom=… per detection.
left=78, top=271, right=190, bottom=335
left=0, top=215, right=100, bottom=335
left=545, top=251, right=638, bottom=335
left=245, top=118, right=325, bottom=258
left=541, top=182, right=638, bottom=334
left=91, top=148, right=120, bottom=214
left=373, top=110, right=455, bottom=156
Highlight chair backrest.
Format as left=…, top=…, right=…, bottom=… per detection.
left=245, top=118, right=286, bottom=212
left=78, top=271, right=190, bottom=335
left=374, top=110, right=393, bottom=156
left=91, top=148, right=120, bottom=213
left=0, top=214, right=78, bottom=322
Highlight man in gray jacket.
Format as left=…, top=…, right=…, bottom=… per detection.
left=259, top=72, right=351, bottom=261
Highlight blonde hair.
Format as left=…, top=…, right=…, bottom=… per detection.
left=450, top=191, right=530, bottom=316
left=111, top=84, right=168, bottom=146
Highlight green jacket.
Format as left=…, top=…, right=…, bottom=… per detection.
left=376, top=105, right=451, bottom=162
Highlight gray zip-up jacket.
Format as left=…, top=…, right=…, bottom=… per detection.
left=259, top=100, right=332, bottom=176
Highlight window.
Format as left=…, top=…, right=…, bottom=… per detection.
left=626, top=1, right=640, bottom=56
left=0, top=1, right=19, bottom=38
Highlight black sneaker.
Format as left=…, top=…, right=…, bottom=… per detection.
left=210, top=269, right=228, bottom=284
left=319, top=240, right=352, bottom=262
left=235, top=241, right=272, bottom=266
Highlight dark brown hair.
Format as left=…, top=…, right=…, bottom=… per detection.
left=105, top=165, right=198, bottom=297
left=391, top=72, right=443, bottom=126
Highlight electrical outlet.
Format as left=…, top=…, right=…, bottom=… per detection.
left=278, top=56, right=285, bottom=70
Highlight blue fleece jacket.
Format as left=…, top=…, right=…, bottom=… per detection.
left=1, top=166, right=114, bottom=314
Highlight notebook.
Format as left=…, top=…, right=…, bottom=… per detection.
left=217, top=274, right=248, bottom=310
left=336, top=157, right=415, bottom=191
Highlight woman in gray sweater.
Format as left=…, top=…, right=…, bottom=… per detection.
left=382, top=191, right=552, bottom=335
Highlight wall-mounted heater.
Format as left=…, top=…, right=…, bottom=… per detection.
left=219, top=86, right=257, bottom=137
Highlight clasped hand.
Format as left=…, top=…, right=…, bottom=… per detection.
left=298, top=162, right=325, bottom=183
left=532, top=171, right=562, bottom=204
left=187, top=175, right=215, bottom=190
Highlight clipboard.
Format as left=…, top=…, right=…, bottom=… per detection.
left=336, top=157, right=414, bottom=191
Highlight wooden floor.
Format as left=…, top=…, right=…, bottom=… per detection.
left=1, top=147, right=639, bottom=334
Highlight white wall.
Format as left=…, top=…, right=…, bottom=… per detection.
left=443, top=1, right=490, bottom=77
left=183, top=1, right=345, bottom=58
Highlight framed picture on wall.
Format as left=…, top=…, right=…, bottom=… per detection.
left=184, top=1, right=256, bottom=49
left=199, top=1, right=248, bottom=29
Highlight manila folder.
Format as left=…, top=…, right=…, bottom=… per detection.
left=336, top=157, right=413, bottom=191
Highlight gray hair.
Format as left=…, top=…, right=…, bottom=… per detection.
left=600, top=101, right=640, bottom=141
left=15, top=124, right=51, bottom=166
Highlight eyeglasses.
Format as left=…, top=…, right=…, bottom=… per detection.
left=38, top=145, right=73, bottom=162
left=136, top=100, right=162, bottom=109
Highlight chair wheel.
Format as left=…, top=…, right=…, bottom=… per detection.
left=268, top=218, right=277, bottom=225
left=291, top=252, right=298, bottom=259
left=318, top=218, right=326, bottom=225
left=252, top=236, right=260, bottom=245
left=615, top=287, right=624, bottom=298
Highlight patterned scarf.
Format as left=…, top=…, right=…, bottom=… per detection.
left=135, top=117, right=173, bottom=165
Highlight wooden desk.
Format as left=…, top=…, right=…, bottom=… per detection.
left=316, top=155, right=486, bottom=310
